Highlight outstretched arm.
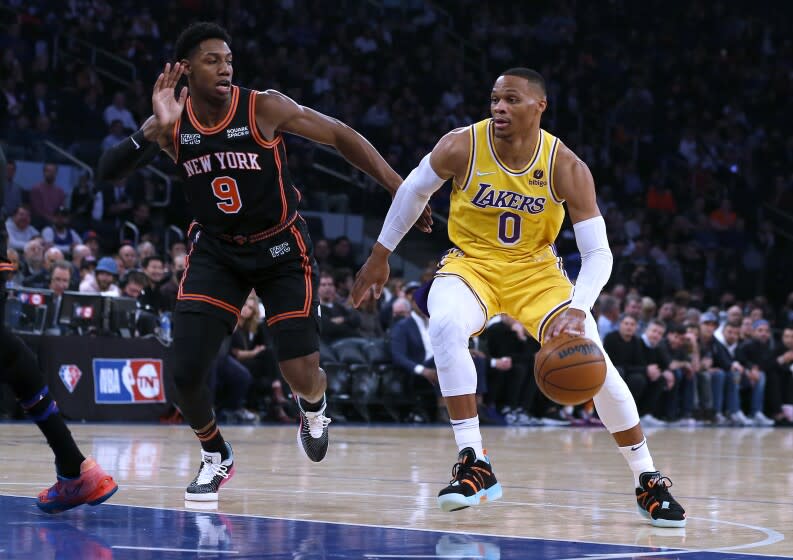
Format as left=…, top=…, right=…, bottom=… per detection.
left=97, top=63, right=187, bottom=181
left=349, top=128, right=469, bottom=307
left=256, top=90, right=432, bottom=231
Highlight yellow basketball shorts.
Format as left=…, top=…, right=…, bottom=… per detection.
left=436, top=249, right=573, bottom=342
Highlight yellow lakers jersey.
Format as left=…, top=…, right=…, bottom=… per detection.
left=448, top=119, right=564, bottom=262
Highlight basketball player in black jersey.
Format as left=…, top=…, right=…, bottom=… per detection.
left=97, top=22, right=430, bottom=501
left=0, top=146, right=118, bottom=512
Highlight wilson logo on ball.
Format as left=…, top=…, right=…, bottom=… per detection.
left=557, top=344, right=601, bottom=360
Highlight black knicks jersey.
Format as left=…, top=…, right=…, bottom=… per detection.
left=173, top=86, right=300, bottom=237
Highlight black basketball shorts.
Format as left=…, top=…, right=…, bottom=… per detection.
left=177, top=218, right=320, bottom=361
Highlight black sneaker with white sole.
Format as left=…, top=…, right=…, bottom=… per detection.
left=185, top=442, right=235, bottom=502
left=636, top=471, right=686, bottom=527
left=296, top=394, right=331, bottom=462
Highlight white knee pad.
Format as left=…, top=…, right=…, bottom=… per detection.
left=427, top=276, right=486, bottom=397
left=583, top=311, right=641, bottom=433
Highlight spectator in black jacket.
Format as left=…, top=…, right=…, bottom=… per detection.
left=605, top=315, right=665, bottom=425
left=484, top=314, right=539, bottom=425
left=318, top=270, right=360, bottom=343
left=735, top=320, right=777, bottom=426
left=774, top=326, right=793, bottom=424
left=697, top=312, right=732, bottom=425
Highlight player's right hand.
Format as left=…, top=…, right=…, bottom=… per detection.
left=350, top=246, right=390, bottom=308
left=152, top=62, right=187, bottom=131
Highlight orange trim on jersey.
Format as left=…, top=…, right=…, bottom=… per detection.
left=177, top=241, right=241, bottom=320
left=0, top=263, right=15, bottom=272
left=186, top=85, right=239, bottom=135
left=248, top=90, right=282, bottom=148
left=273, top=142, right=289, bottom=224
left=172, top=117, right=181, bottom=162
left=266, top=225, right=313, bottom=326
left=487, top=120, right=542, bottom=175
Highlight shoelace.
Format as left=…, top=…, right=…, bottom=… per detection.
left=304, top=411, right=332, bottom=438
left=195, top=459, right=230, bottom=486
left=646, top=475, right=673, bottom=493
left=449, top=458, right=488, bottom=489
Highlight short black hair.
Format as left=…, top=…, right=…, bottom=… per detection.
left=142, top=255, right=164, bottom=269
left=174, top=22, right=231, bottom=61
left=501, top=67, right=546, bottom=95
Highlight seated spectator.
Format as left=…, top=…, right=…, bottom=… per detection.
left=484, top=314, right=540, bottom=425
left=639, top=319, right=676, bottom=426
left=136, top=240, right=156, bottom=263
left=44, top=261, right=72, bottom=333
left=160, top=254, right=186, bottom=312
left=774, top=326, right=793, bottom=425
left=697, top=312, right=733, bottom=425
left=736, top=320, right=778, bottom=426
left=597, top=295, right=620, bottom=339
left=101, top=119, right=127, bottom=152
left=121, top=270, right=147, bottom=299
left=41, top=206, right=82, bottom=256
left=209, top=336, right=257, bottom=425
left=117, top=243, right=139, bottom=278
left=658, top=323, right=699, bottom=424
left=82, top=230, right=101, bottom=258
left=390, top=284, right=445, bottom=422
left=230, top=294, right=288, bottom=422
left=136, top=255, right=165, bottom=311
left=5, top=205, right=39, bottom=252
left=3, top=159, right=27, bottom=218
left=318, top=270, right=360, bottom=343
left=329, top=236, right=358, bottom=270
left=390, top=297, right=411, bottom=324
left=19, top=238, right=46, bottom=286
left=103, top=92, right=138, bottom=132
left=80, top=257, right=120, bottom=296
left=29, top=163, right=66, bottom=228
left=356, top=286, right=385, bottom=339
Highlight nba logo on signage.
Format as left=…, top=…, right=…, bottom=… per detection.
left=58, top=364, right=82, bottom=393
left=93, top=359, right=166, bottom=404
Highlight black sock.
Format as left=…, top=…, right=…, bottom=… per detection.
left=194, top=418, right=228, bottom=460
left=299, top=395, right=325, bottom=413
left=21, top=388, right=85, bottom=478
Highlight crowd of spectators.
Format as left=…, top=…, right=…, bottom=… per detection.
left=2, top=1, right=793, bottom=424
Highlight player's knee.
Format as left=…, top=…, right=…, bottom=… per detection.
left=171, top=350, right=206, bottom=391
left=429, top=311, right=467, bottom=348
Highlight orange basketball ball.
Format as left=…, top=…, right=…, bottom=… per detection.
left=534, top=334, right=607, bottom=406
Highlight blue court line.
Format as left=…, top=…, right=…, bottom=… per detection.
left=0, top=495, right=790, bottom=560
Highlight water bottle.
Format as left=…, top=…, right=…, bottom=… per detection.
left=159, top=312, right=172, bottom=342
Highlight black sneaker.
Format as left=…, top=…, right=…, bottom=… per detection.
left=636, top=471, right=686, bottom=527
left=185, top=443, right=235, bottom=502
left=437, top=448, right=502, bottom=512
left=296, top=395, right=331, bottom=462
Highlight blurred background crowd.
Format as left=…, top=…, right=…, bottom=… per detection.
left=2, top=0, right=792, bottom=426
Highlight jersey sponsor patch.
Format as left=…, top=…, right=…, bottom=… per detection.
left=226, top=125, right=249, bottom=138
left=181, top=133, right=201, bottom=145
left=58, top=364, right=83, bottom=393
left=93, top=359, right=166, bottom=404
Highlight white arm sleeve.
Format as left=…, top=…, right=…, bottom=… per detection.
left=377, top=154, right=446, bottom=251
left=569, top=215, right=613, bottom=312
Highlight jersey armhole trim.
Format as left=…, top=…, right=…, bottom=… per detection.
left=249, top=91, right=282, bottom=149
left=548, top=137, right=564, bottom=204
left=172, top=118, right=181, bottom=162
left=455, top=125, right=475, bottom=191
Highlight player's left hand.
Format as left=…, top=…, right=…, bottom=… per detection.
left=545, top=308, right=587, bottom=342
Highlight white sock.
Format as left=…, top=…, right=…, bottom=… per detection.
left=451, top=416, right=485, bottom=460
left=618, top=438, right=656, bottom=486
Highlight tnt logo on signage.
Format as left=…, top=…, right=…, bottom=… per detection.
left=76, top=305, right=94, bottom=319
left=19, top=292, right=45, bottom=306
left=93, top=359, right=166, bottom=404
left=58, top=364, right=82, bottom=393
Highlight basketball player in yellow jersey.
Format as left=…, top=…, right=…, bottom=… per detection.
left=352, top=68, right=686, bottom=527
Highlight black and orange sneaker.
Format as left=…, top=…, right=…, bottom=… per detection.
left=437, top=447, right=502, bottom=512
left=296, top=394, right=331, bottom=462
left=636, top=471, right=687, bottom=527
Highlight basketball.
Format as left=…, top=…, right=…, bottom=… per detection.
left=534, top=335, right=607, bottom=406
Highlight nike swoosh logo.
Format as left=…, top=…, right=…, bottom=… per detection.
left=131, top=137, right=140, bottom=150
left=476, top=170, right=495, bottom=176
left=631, top=440, right=647, bottom=451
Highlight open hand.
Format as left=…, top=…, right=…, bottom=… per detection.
left=350, top=246, right=390, bottom=307
left=152, top=62, right=187, bottom=131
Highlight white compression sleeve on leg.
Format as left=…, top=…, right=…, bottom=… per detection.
left=377, top=154, right=446, bottom=251
left=569, top=215, right=613, bottom=312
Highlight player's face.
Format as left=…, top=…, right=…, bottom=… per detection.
left=490, top=75, right=546, bottom=138
left=186, top=39, right=233, bottom=104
